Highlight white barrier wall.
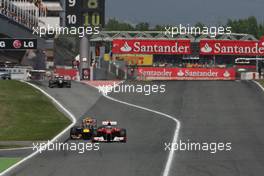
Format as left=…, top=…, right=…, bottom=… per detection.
left=5, top=67, right=31, bottom=80
left=241, top=72, right=260, bottom=80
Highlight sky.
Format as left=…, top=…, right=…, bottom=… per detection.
left=106, top=0, right=264, bottom=26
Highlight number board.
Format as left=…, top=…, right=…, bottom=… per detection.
left=65, top=0, right=105, bottom=28
left=65, top=0, right=81, bottom=27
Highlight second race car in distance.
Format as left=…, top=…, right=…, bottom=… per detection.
left=48, top=76, right=71, bottom=88
left=70, top=117, right=97, bottom=140
left=92, top=121, right=127, bottom=143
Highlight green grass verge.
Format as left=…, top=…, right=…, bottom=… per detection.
left=0, top=145, right=23, bottom=149
left=0, top=80, right=71, bottom=141
left=257, top=80, right=264, bottom=87
left=0, top=157, right=21, bottom=172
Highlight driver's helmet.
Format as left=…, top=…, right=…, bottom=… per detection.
left=83, top=118, right=93, bottom=125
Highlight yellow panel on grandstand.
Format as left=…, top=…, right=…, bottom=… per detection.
left=104, top=54, right=111, bottom=61
left=114, top=54, right=153, bottom=66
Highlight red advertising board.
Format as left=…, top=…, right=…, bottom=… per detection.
left=112, top=39, right=191, bottom=55
left=54, top=68, right=78, bottom=80
left=137, top=67, right=236, bottom=80
left=200, top=39, right=264, bottom=56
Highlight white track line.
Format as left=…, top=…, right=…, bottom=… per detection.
left=0, top=81, right=77, bottom=176
left=0, top=147, right=33, bottom=151
left=86, top=82, right=181, bottom=176
left=253, top=81, right=264, bottom=92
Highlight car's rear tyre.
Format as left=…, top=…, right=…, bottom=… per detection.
left=120, top=129, right=127, bottom=143
left=119, top=129, right=126, bottom=137
left=70, top=127, right=81, bottom=139
left=48, top=82, right=54, bottom=88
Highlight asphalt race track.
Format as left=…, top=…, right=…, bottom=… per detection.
left=111, top=81, right=264, bottom=176
left=5, top=81, right=264, bottom=176
left=6, top=81, right=174, bottom=176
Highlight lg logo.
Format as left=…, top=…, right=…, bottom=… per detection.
left=0, top=41, right=6, bottom=48
left=13, top=40, right=35, bottom=49
left=0, top=40, right=36, bottom=49
left=13, top=40, right=22, bottom=49
left=24, top=41, right=35, bottom=48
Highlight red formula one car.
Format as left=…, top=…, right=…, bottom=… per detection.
left=92, top=121, right=127, bottom=143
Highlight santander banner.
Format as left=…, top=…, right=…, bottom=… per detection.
left=200, top=39, right=264, bottom=56
left=137, top=67, right=236, bottom=80
left=112, top=39, right=191, bottom=54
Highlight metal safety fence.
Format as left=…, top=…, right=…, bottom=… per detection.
left=0, top=0, right=46, bottom=29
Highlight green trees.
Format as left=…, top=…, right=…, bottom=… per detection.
left=104, top=17, right=264, bottom=39
left=104, top=18, right=164, bottom=31
left=227, top=16, right=264, bottom=38
left=105, top=18, right=134, bottom=31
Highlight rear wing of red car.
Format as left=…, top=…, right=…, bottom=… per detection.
left=102, top=121, right=117, bottom=126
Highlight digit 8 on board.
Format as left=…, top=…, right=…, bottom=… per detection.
left=87, top=0, right=98, bottom=9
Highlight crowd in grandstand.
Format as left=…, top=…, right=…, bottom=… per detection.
left=152, top=56, right=227, bottom=68
left=151, top=54, right=264, bottom=70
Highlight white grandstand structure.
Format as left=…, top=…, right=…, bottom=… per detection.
left=90, top=31, right=258, bottom=42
